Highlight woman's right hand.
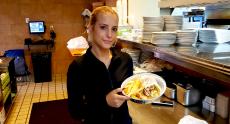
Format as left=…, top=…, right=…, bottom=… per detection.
left=106, top=88, right=130, bottom=108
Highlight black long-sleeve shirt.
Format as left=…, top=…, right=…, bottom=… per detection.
left=67, top=47, right=133, bottom=124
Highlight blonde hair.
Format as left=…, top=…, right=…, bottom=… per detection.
left=89, top=6, right=119, bottom=26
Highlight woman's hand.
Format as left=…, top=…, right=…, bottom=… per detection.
left=106, top=88, right=130, bottom=108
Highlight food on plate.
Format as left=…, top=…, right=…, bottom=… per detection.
left=122, top=77, right=161, bottom=100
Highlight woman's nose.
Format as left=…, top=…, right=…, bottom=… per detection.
left=107, top=29, right=112, bottom=38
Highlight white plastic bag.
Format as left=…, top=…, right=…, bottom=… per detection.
left=67, top=36, right=89, bottom=49
left=178, top=115, right=208, bottom=124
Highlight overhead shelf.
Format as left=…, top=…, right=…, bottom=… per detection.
left=159, top=0, right=230, bottom=8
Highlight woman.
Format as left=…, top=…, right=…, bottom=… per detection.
left=67, top=6, right=133, bottom=124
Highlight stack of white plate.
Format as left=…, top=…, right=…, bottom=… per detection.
left=121, top=48, right=141, bottom=65
left=142, top=17, right=164, bottom=43
left=142, top=32, right=152, bottom=43
left=176, top=30, right=198, bottom=46
left=199, top=28, right=230, bottom=43
left=164, top=16, right=183, bottom=31
left=151, top=32, right=177, bottom=46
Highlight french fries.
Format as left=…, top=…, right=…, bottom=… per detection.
left=122, top=78, right=161, bottom=100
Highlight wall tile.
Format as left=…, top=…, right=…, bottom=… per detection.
left=61, top=4, right=86, bottom=24
left=20, top=4, right=46, bottom=20
left=19, top=0, right=42, bottom=4
left=42, top=4, right=63, bottom=24
left=0, top=24, right=11, bottom=35
left=0, top=4, right=19, bottom=24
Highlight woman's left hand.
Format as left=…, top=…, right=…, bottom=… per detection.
left=106, top=88, right=130, bottom=108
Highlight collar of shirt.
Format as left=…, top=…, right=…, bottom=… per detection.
left=84, top=47, right=122, bottom=68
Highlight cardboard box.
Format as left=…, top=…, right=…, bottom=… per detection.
left=216, top=91, right=230, bottom=119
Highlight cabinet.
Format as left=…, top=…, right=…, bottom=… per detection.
left=159, top=0, right=230, bottom=8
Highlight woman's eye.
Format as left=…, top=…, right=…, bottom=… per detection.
left=112, top=27, right=118, bottom=32
left=100, top=26, right=107, bottom=30
left=99, top=25, right=117, bottom=32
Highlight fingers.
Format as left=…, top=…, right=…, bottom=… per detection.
left=106, top=88, right=130, bottom=108
left=113, top=100, right=124, bottom=108
left=113, top=88, right=130, bottom=100
left=115, top=95, right=129, bottom=102
left=112, top=96, right=128, bottom=108
left=113, top=88, right=129, bottom=99
left=113, top=88, right=122, bottom=93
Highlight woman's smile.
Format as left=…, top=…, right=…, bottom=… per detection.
left=103, top=40, right=113, bottom=44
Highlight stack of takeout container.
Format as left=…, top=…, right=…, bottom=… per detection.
left=163, top=16, right=183, bottom=31
left=176, top=30, right=198, bottom=46
left=142, top=17, right=164, bottom=43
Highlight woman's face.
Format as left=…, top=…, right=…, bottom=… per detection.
left=90, top=13, right=118, bottom=50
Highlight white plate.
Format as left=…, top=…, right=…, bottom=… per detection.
left=152, top=43, right=174, bottom=47
left=121, top=73, right=166, bottom=104
left=143, top=17, right=163, bottom=21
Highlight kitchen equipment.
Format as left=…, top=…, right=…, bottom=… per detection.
left=164, top=83, right=176, bottom=99
left=175, top=83, right=201, bottom=106
left=151, top=100, right=174, bottom=107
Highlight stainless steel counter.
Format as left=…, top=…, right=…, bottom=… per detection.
left=118, top=38, right=230, bottom=87
left=128, top=98, right=228, bottom=124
